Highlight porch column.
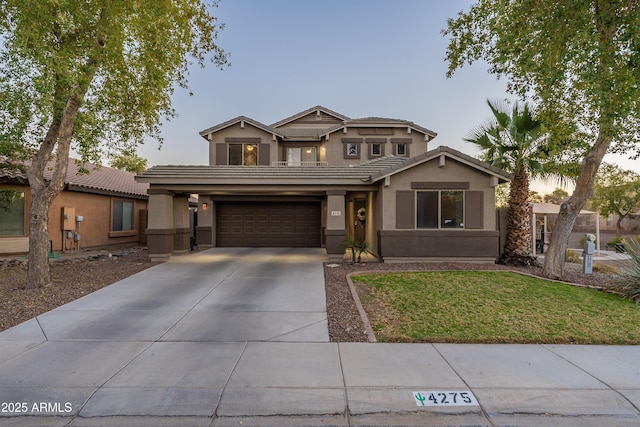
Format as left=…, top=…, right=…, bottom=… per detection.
left=366, top=191, right=376, bottom=254
left=325, top=190, right=347, bottom=262
left=196, top=195, right=213, bottom=248
left=147, top=189, right=175, bottom=262
left=173, top=194, right=190, bottom=254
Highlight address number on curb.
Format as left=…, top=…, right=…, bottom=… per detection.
left=412, top=391, right=479, bottom=407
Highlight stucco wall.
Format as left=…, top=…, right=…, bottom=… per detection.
left=380, top=157, right=497, bottom=231
left=0, top=184, right=147, bottom=254
left=324, top=127, right=429, bottom=166
left=207, top=123, right=276, bottom=166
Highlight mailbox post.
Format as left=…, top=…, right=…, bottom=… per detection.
left=582, top=234, right=595, bottom=274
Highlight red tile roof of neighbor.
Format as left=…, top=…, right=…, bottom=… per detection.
left=0, top=156, right=149, bottom=198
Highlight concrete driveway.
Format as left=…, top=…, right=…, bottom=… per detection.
left=1, top=247, right=639, bottom=427
left=4, top=247, right=329, bottom=343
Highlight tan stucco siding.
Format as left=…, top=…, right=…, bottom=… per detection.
left=0, top=184, right=147, bottom=254
left=324, top=127, right=429, bottom=166
left=381, top=158, right=497, bottom=230
left=49, top=191, right=147, bottom=251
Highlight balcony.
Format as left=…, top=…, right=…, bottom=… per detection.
left=271, top=161, right=329, bottom=167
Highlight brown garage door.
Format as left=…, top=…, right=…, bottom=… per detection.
left=216, top=202, right=321, bottom=247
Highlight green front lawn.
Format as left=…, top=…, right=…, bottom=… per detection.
left=353, top=271, right=640, bottom=344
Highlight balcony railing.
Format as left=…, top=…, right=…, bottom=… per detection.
left=271, top=161, right=329, bottom=167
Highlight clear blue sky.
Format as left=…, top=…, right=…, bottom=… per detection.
left=139, top=0, right=638, bottom=190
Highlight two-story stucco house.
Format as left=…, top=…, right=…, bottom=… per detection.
left=136, top=106, right=511, bottom=262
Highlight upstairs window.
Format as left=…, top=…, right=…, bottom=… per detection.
left=371, top=143, right=382, bottom=156
left=342, top=139, right=362, bottom=159
left=229, top=143, right=258, bottom=166
left=395, top=143, right=407, bottom=156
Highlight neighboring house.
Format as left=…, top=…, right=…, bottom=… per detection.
left=0, top=157, right=149, bottom=255
left=136, top=106, right=512, bottom=262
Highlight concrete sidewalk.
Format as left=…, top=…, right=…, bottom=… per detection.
left=0, top=248, right=639, bottom=426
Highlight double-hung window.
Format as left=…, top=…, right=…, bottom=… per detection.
left=417, top=191, right=464, bottom=228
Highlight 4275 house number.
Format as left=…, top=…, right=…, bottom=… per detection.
left=412, top=391, right=478, bottom=407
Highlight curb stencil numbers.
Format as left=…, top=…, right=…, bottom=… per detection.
left=412, top=391, right=479, bottom=407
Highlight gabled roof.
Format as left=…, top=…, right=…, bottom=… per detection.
left=320, top=116, right=438, bottom=140
left=0, top=156, right=149, bottom=199
left=199, top=116, right=283, bottom=139
left=270, top=105, right=350, bottom=128
left=199, top=106, right=438, bottom=142
left=367, top=146, right=512, bottom=183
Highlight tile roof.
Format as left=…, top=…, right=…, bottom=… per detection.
left=0, top=156, right=28, bottom=181
left=135, top=146, right=511, bottom=186
left=0, top=156, right=149, bottom=198
left=136, top=156, right=406, bottom=184
left=63, top=160, right=149, bottom=198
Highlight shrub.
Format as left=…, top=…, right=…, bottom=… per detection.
left=617, top=238, right=640, bottom=302
left=565, top=250, right=581, bottom=264
left=609, top=236, right=625, bottom=245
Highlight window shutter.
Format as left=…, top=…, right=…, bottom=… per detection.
left=396, top=191, right=415, bottom=229
left=258, top=144, right=270, bottom=166
left=465, top=191, right=484, bottom=229
left=215, top=143, right=227, bottom=165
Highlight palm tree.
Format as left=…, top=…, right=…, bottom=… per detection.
left=466, top=99, right=562, bottom=266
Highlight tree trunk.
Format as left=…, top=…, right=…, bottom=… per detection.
left=498, top=167, right=538, bottom=266
left=542, top=133, right=612, bottom=279
left=26, top=189, right=54, bottom=287
left=616, top=215, right=623, bottom=237
left=25, top=94, right=83, bottom=289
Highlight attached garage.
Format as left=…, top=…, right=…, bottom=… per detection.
left=216, top=201, right=321, bottom=247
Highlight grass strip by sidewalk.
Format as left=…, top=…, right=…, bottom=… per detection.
left=352, top=271, right=640, bottom=344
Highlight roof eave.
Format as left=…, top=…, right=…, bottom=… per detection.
left=199, top=116, right=283, bottom=140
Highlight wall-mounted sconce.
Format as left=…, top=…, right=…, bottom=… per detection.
left=306, top=148, right=312, bottom=154
left=202, top=203, right=208, bottom=211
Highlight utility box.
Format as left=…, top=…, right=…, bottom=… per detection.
left=583, top=234, right=595, bottom=274
left=61, top=207, right=76, bottom=230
